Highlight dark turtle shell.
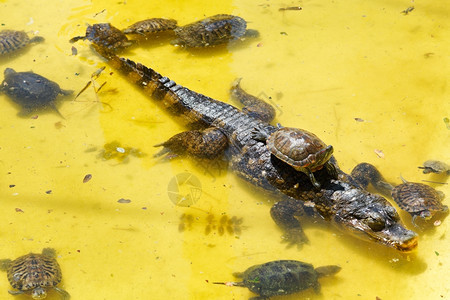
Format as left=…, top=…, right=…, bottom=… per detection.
left=231, top=260, right=341, bottom=298
left=172, top=14, right=247, bottom=47
left=392, top=182, right=448, bottom=219
left=1, top=68, right=72, bottom=117
left=0, top=30, right=44, bottom=55
left=266, top=127, right=333, bottom=172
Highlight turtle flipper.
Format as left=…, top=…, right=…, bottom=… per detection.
left=0, top=259, right=12, bottom=271
left=154, top=127, right=228, bottom=159
left=231, top=78, right=276, bottom=123
left=8, top=290, right=25, bottom=296
left=54, top=287, right=71, bottom=300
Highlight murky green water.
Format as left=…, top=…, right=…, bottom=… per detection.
left=0, top=0, right=448, bottom=299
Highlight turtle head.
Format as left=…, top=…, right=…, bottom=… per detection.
left=306, top=145, right=334, bottom=172
left=332, top=186, right=418, bottom=252
left=4, top=68, right=16, bottom=77
left=31, top=287, right=47, bottom=299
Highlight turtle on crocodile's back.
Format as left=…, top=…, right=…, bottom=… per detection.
left=0, top=248, right=70, bottom=299
left=253, top=125, right=337, bottom=189
left=214, top=260, right=341, bottom=299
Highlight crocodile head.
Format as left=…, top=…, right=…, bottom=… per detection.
left=330, top=184, right=418, bottom=252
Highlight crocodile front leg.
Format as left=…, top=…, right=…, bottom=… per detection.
left=350, top=162, right=395, bottom=196
left=270, top=198, right=310, bottom=248
left=154, top=127, right=228, bottom=159
left=230, top=78, right=276, bottom=123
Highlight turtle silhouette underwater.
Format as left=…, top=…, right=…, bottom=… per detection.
left=0, top=248, right=70, bottom=299
left=214, top=260, right=341, bottom=299
left=1, top=68, right=73, bottom=118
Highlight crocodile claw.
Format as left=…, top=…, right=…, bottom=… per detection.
left=281, top=227, right=309, bottom=249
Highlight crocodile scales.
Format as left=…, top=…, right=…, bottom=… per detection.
left=85, top=32, right=418, bottom=252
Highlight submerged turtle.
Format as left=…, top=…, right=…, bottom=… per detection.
left=391, top=178, right=448, bottom=224
left=123, top=18, right=178, bottom=35
left=0, top=248, right=70, bottom=299
left=0, top=30, right=44, bottom=56
left=70, top=23, right=132, bottom=51
left=1, top=68, right=73, bottom=117
left=214, top=260, right=341, bottom=299
left=419, top=160, right=450, bottom=175
left=172, top=14, right=251, bottom=47
left=254, top=126, right=337, bottom=189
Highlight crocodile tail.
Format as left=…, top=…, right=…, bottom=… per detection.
left=93, top=44, right=194, bottom=117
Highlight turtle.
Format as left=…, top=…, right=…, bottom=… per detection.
left=214, top=260, right=341, bottom=300
left=1, top=68, right=73, bottom=118
left=391, top=178, right=448, bottom=225
left=0, top=30, right=45, bottom=56
left=123, top=18, right=178, bottom=35
left=254, top=126, right=337, bottom=189
left=0, top=248, right=70, bottom=299
left=70, top=23, right=132, bottom=52
left=418, top=160, right=450, bottom=175
left=172, top=14, right=250, bottom=47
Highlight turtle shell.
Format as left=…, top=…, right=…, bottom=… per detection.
left=1, top=68, right=72, bottom=117
left=236, top=260, right=320, bottom=297
left=86, top=23, right=132, bottom=51
left=173, top=14, right=247, bottom=47
left=266, top=127, right=333, bottom=171
left=0, top=30, right=44, bottom=55
left=392, top=182, right=447, bottom=215
left=6, top=250, right=62, bottom=292
left=123, top=18, right=178, bottom=34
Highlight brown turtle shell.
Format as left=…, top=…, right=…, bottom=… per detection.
left=6, top=250, right=62, bottom=292
left=391, top=182, right=447, bottom=214
left=266, top=127, right=330, bottom=171
left=0, top=30, right=44, bottom=55
left=123, top=18, right=178, bottom=34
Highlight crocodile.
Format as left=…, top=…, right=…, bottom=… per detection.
left=83, top=27, right=418, bottom=252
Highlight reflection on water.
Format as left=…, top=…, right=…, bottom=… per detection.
left=0, top=0, right=448, bottom=299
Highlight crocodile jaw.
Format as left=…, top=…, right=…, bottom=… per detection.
left=332, top=186, right=418, bottom=252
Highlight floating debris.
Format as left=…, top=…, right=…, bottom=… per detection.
left=117, top=198, right=131, bottom=203
left=401, top=7, right=414, bottom=15
left=279, top=6, right=302, bottom=11
left=83, top=174, right=92, bottom=183
left=98, top=141, right=146, bottom=163
left=374, top=149, right=385, bottom=158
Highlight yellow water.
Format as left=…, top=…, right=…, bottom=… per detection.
left=0, top=0, right=449, bottom=299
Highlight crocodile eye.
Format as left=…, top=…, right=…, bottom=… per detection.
left=386, top=206, right=400, bottom=221
left=366, top=217, right=385, bottom=231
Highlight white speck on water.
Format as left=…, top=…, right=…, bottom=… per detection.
left=116, top=147, right=125, bottom=153
left=27, top=17, right=34, bottom=25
